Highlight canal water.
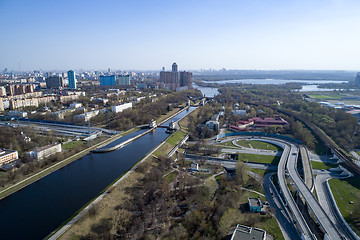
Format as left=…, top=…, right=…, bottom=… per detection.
left=0, top=107, right=196, bottom=240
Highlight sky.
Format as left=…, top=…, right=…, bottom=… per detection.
left=1, top=0, right=360, bottom=71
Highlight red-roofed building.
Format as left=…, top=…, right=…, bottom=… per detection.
left=252, top=115, right=289, bottom=128
left=230, top=116, right=289, bottom=131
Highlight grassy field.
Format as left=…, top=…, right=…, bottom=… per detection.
left=152, top=131, right=187, bottom=159
left=236, top=140, right=282, bottom=151
left=167, top=130, right=186, bottom=146
left=311, top=161, right=337, bottom=170
left=238, top=153, right=280, bottom=165
left=250, top=168, right=268, bottom=177
left=164, top=171, right=178, bottom=183
left=329, top=176, right=360, bottom=235
left=217, top=141, right=238, bottom=148
left=62, top=141, right=83, bottom=151
left=307, top=94, right=343, bottom=99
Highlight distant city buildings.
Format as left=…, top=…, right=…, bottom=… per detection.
left=355, top=72, right=360, bottom=86
left=4, top=84, right=36, bottom=96
left=116, top=75, right=130, bottom=86
left=99, top=75, right=130, bottom=86
left=46, top=75, right=64, bottom=89
left=159, top=63, right=192, bottom=91
left=67, top=70, right=77, bottom=89
left=100, top=75, right=116, bottom=86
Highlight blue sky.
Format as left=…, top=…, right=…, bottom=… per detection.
left=1, top=0, right=360, bottom=71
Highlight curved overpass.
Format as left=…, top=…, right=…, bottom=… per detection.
left=286, top=144, right=345, bottom=240
left=277, top=142, right=316, bottom=240
left=217, top=133, right=355, bottom=239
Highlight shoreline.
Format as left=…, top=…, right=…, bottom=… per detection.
left=0, top=107, right=188, bottom=201
left=48, top=106, right=195, bottom=239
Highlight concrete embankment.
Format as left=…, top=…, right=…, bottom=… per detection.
left=91, top=128, right=155, bottom=153
left=92, top=106, right=190, bottom=153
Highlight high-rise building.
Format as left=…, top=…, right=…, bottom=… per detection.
left=68, top=70, right=77, bottom=89
left=46, top=75, right=64, bottom=89
left=99, top=75, right=130, bottom=86
left=159, top=63, right=192, bottom=91
left=116, top=75, right=130, bottom=85
left=355, top=73, right=360, bottom=86
left=172, top=62, right=178, bottom=72
left=180, top=71, right=193, bottom=89
left=100, top=75, right=116, bottom=86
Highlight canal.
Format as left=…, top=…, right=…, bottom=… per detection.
left=0, top=107, right=196, bottom=240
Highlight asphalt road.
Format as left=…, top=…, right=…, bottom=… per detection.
left=287, top=144, right=344, bottom=240
left=277, top=144, right=315, bottom=240
left=315, top=172, right=360, bottom=240
left=263, top=173, right=301, bottom=240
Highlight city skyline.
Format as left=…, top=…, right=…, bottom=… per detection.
left=1, top=0, right=360, bottom=71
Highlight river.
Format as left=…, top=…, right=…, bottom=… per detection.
left=203, top=79, right=348, bottom=85
left=194, top=80, right=349, bottom=94
left=0, top=107, right=196, bottom=240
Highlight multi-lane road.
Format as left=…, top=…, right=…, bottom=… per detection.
left=213, top=135, right=358, bottom=240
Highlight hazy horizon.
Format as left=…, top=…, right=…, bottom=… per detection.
left=1, top=0, right=360, bottom=71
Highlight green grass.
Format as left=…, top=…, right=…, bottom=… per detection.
left=62, top=141, right=83, bottom=151
left=329, top=176, right=360, bottom=235
left=311, top=161, right=337, bottom=170
left=167, top=131, right=186, bottom=147
left=164, top=171, right=178, bottom=183
left=217, top=141, right=237, bottom=148
left=307, top=94, right=343, bottom=99
left=236, top=140, right=252, bottom=148
left=238, top=153, right=280, bottom=165
left=248, top=141, right=282, bottom=151
left=235, top=140, right=282, bottom=151
left=250, top=168, right=267, bottom=177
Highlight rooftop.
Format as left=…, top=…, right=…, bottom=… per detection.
left=248, top=198, right=262, bottom=207
left=231, top=224, right=266, bottom=240
left=36, top=143, right=61, bottom=152
left=0, top=149, right=17, bottom=156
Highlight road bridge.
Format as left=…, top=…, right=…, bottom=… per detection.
left=287, top=144, right=345, bottom=240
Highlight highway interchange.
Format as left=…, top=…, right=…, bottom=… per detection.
left=198, top=135, right=360, bottom=240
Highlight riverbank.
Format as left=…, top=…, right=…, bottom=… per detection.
left=0, top=128, right=133, bottom=201
left=56, top=108, right=197, bottom=239
left=0, top=107, right=187, bottom=201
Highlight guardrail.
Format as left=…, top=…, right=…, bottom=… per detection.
left=325, top=179, right=360, bottom=240
left=217, top=131, right=302, bottom=144
left=166, top=135, right=189, bottom=159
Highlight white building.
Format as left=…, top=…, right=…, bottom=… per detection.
left=190, top=162, right=199, bottom=171
left=70, top=102, right=82, bottom=109
left=111, top=102, right=133, bottom=113
left=74, top=110, right=100, bottom=122
left=27, top=143, right=62, bottom=161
